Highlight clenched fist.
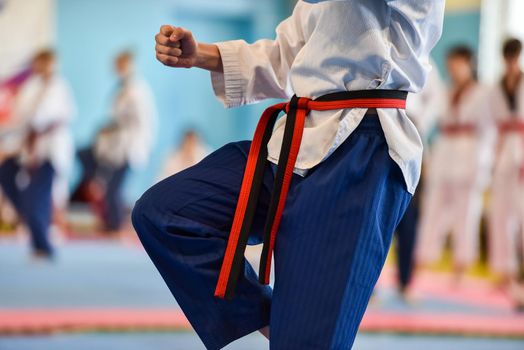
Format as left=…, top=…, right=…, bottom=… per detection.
left=155, top=25, right=222, bottom=72
left=155, top=25, right=198, bottom=68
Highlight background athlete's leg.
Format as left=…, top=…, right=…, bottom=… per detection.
left=132, top=141, right=273, bottom=350
left=0, top=158, right=54, bottom=256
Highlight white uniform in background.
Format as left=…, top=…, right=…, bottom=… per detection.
left=159, top=142, right=210, bottom=181
left=95, top=76, right=157, bottom=170
left=417, top=82, right=494, bottom=267
left=406, top=63, right=445, bottom=144
left=488, top=77, right=524, bottom=276
left=14, top=74, right=76, bottom=209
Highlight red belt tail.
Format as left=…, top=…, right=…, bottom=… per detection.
left=214, top=103, right=285, bottom=299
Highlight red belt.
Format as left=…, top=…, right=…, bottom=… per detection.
left=440, top=123, right=477, bottom=135
left=214, top=90, right=408, bottom=299
left=498, top=120, right=524, bottom=134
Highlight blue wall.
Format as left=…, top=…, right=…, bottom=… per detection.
left=431, top=10, right=481, bottom=80
left=56, top=0, right=287, bottom=202
left=57, top=0, right=482, bottom=202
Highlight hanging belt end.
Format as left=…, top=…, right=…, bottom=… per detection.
left=214, top=287, right=225, bottom=299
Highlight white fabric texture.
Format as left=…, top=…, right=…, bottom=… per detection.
left=210, top=0, right=445, bottom=194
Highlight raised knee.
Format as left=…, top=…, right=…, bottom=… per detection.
left=131, top=177, right=183, bottom=233
left=131, top=196, right=147, bottom=234
left=131, top=185, right=160, bottom=233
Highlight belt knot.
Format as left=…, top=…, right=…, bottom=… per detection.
left=285, top=95, right=311, bottom=113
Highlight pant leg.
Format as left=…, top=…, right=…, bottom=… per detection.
left=519, top=183, right=524, bottom=269
left=452, top=184, right=483, bottom=267
left=416, top=183, right=451, bottom=265
left=0, top=157, right=24, bottom=211
left=0, top=158, right=54, bottom=254
left=132, top=141, right=274, bottom=350
left=395, top=191, right=419, bottom=290
left=78, top=147, right=97, bottom=182
left=269, top=118, right=412, bottom=349
left=104, top=164, right=128, bottom=231
left=22, top=162, right=55, bottom=254
left=488, top=178, right=518, bottom=276
left=71, top=147, right=97, bottom=202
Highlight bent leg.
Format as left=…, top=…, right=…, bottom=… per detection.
left=132, top=141, right=273, bottom=350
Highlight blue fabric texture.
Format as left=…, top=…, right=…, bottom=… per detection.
left=132, top=116, right=411, bottom=350
left=0, top=157, right=55, bottom=255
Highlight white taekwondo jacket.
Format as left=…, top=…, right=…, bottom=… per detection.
left=211, top=0, right=445, bottom=194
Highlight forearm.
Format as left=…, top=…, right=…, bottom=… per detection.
left=195, top=43, right=223, bottom=73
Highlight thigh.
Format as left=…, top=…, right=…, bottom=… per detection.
left=136, top=141, right=274, bottom=243
left=269, top=123, right=411, bottom=349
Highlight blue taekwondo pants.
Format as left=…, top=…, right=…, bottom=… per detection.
left=0, top=157, right=55, bottom=255
left=75, top=147, right=129, bottom=231
left=395, top=181, right=421, bottom=291
left=132, top=116, right=411, bottom=350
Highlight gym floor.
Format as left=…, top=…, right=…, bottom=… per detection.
left=0, top=238, right=523, bottom=350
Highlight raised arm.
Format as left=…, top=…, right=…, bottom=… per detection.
left=154, top=3, right=308, bottom=107
left=155, top=26, right=223, bottom=72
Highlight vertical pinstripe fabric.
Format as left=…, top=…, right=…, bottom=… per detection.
left=269, top=117, right=410, bottom=349
left=132, top=116, right=411, bottom=350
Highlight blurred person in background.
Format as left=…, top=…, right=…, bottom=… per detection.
left=158, top=129, right=210, bottom=181
left=0, top=68, right=32, bottom=230
left=488, top=38, right=524, bottom=307
left=394, top=61, right=445, bottom=301
left=416, top=46, right=494, bottom=283
left=0, top=49, right=75, bottom=259
left=74, top=51, right=157, bottom=234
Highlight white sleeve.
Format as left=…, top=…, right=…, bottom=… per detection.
left=211, top=4, right=308, bottom=108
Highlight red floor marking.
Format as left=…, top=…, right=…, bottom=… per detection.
left=1, top=309, right=524, bottom=337
left=0, top=309, right=189, bottom=335
left=377, top=267, right=514, bottom=311
left=361, top=311, right=524, bottom=337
